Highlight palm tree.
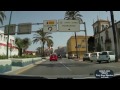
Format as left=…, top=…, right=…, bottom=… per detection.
left=47, top=39, right=54, bottom=54
left=22, top=38, right=31, bottom=54
left=15, top=37, right=31, bottom=56
left=0, top=11, right=6, bottom=25
left=64, top=11, right=82, bottom=59
left=47, top=39, right=53, bottom=48
left=33, top=28, right=53, bottom=57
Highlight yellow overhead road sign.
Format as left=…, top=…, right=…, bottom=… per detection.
left=43, top=20, right=57, bottom=32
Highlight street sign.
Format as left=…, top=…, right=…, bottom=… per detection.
left=58, top=20, right=80, bottom=32
left=4, top=24, right=16, bottom=35
left=17, top=23, right=32, bottom=34
left=43, top=20, right=57, bottom=32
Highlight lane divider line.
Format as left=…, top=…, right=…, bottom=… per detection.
left=60, top=61, right=72, bottom=71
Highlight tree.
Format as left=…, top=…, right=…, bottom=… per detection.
left=36, top=47, right=43, bottom=56
left=15, top=37, right=31, bottom=56
left=33, top=28, right=53, bottom=57
left=88, top=37, right=95, bottom=52
left=22, top=38, right=31, bottom=53
left=0, top=11, right=6, bottom=25
left=47, top=39, right=53, bottom=48
left=64, top=11, right=82, bottom=58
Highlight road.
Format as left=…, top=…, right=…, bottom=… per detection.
left=19, top=58, right=120, bottom=79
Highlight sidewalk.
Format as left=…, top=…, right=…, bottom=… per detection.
left=74, top=58, right=83, bottom=62
left=4, top=59, right=46, bottom=75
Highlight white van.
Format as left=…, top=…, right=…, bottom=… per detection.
left=97, top=51, right=115, bottom=63
left=90, top=52, right=101, bottom=62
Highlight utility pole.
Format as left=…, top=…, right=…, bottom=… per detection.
left=74, top=32, right=78, bottom=59
left=110, top=11, right=118, bottom=62
left=84, top=22, right=88, bottom=53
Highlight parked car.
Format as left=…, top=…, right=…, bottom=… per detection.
left=83, top=53, right=92, bottom=61
left=50, top=54, right=58, bottom=61
left=97, top=51, right=115, bottom=63
left=58, top=54, right=62, bottom=59
left=68, top=55, right=73, bottom=59
left=90, top=52, right=101, bottom=62
left=68, top=55, right=77, bottom=59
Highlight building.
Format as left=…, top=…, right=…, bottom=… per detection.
left=92, top=19, right=120, bottom=58
left=0, top=30, right=18, bottom=56
left=24, top=50, right=36, bottom=55
left=67, top=36, right=90, bottom=59
left=54, top=46, right=67, bottom=57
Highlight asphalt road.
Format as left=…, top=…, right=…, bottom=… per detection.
left=19, top=58, right=120, bottom=79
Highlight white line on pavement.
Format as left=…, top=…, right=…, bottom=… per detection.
left=59, top=61, right=72, bottom=71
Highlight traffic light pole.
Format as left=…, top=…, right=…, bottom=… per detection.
left=6, top=11, right=12, bottom=59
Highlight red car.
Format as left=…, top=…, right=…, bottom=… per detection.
left=50, top=54, right=58, bottom=61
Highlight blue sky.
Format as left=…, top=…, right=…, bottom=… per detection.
left=1, top=11, right=120, bottom=51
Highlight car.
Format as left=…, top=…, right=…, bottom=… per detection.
left=50, top=54, right=58, bottom=61
left=68, top=55, right=73, bottom=59
left=58, top=54, right=62, bottom=59
left=97, top=51, right=115, bottom=63
left=83, top=53, right=92, bottom=61
left=90, top=52, right=101, bottom=62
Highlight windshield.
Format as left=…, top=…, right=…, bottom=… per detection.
left=0, top=11, right=120, bottom=79
left=101, top=52, right=108, bottom=55
left=84, top=54, right=89, bottom=56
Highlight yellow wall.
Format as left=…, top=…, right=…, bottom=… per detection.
left=67, top=36, right=90, bottom=58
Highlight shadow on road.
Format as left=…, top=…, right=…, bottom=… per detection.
left=34, top=62, right=92, bottom=68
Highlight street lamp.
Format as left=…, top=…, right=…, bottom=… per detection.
left=110, top=11, right=118, bottom=62
left=6, top=11, right=12, bottom=58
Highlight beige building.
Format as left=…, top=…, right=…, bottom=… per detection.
left=92, top=19, right=120, bottom=58
left=67, top=36, right=90, bottom=58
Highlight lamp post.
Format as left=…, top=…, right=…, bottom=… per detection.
left=6, top=11, right=12, bottom=59
left=110, top=11, right=118, bottom=62
left=84, top=22, right=88, bottom=53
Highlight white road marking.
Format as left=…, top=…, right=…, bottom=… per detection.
left=60, top=61, right=72, bottom=71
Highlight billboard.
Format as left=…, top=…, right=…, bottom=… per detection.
left=17, top=23, right=32, bottom=34
left=4, top=24, right=16, bottom=35
left=58, top=20, right=80, bottom=32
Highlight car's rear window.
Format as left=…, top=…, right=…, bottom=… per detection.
left=84, top=54, right=89, bottom=56
left=109, top=52, right=114, bottom=55
left=101, top=52, right=107, bottom=55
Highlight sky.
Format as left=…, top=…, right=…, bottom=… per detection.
left=1, top=11, right=120, bottom=51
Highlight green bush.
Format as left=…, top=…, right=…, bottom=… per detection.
left=11, top=55, right=37, bottom=58
left=0, top=55, right=8, bottom=60
left=10, top=55, right=19, bottom=58
left=21, top=55, right=37, bottom=58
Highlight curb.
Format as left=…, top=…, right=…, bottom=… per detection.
left=5, top=59, right=46, bottom=75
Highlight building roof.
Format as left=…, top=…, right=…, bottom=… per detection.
left=92, top=19, right=110, bottom=26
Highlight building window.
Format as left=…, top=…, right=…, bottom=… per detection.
left=101, top=36, right=103, bottom=44
left=102, top=25, right=104, bottom=30
left=94, top=27, right=97, bottom=34
left=82, top=46, right=86, bottom=48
